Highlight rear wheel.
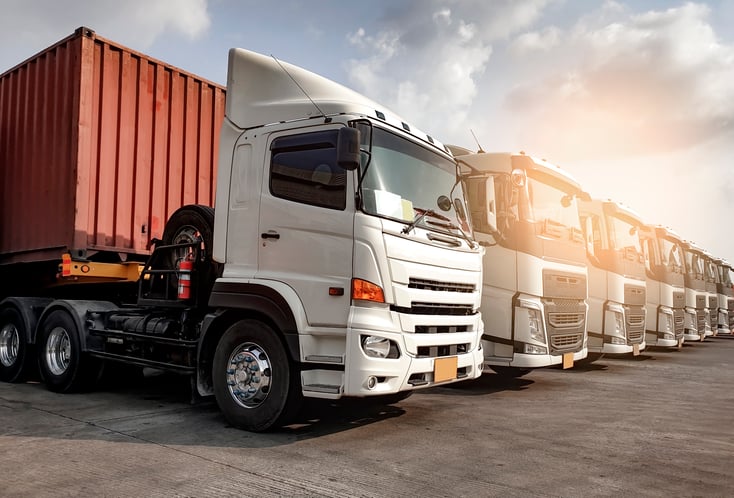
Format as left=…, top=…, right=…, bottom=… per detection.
left=489, top=366, right=532, bottom=378
left=38, top=309, right=99, bottom=393
left=212, top=320, right=302, bottom=432
left=0, top=307, right=28, bottom=382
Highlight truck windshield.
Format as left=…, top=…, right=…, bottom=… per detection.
left=610, top=215, right=642, bottom=259
left=525, top=175, right=582, bottom=238
left=357, top=124, right=471, bottom=235
left=684, top=250, right=704, bottom=278
left=659, top=238, right=683, bottom=273
left=720, top=266, right=732, bottom=286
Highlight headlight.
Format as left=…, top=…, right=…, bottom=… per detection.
left=361, top=335, right=400, bottom=359
left=524, top=343, right=548, bottom=354
left=660, top=311, right=673, bottom=333
left=614, top=311, right=624, bottom=336
left=527, top=308, right=544, bottom=343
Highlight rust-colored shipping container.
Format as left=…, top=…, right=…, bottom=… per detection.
left=0, top=27, right=225, bottom=265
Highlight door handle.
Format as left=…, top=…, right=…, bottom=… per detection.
left=261, top=231, right=280, bottom=240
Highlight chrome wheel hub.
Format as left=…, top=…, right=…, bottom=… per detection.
left=0, top=324, right=20, bottom=368
left=226, top=342, right=272, bottom=408
left=46, top=327, right=71, bottom=376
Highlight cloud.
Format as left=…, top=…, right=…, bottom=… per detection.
left=344, top=0, right=554, bottom=140
left=0, top=0, right=210, bottom=70
left=510, top=26, right=561, bottom=54
left=502, top=2, right=734, bottom=160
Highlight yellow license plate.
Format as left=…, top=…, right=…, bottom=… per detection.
left=562, top=352, right=574, bottom=369
left=434, top=356, right=458, bottom=383
left=633, top=343, right=640, bottom=356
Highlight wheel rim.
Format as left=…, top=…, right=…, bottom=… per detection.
left=0, top=324, right=20, bottom=368
left=172, top=225, right=202, bottom=264
left=46, top=327, right=72, bottom=376
left=226, top=342, right=272, bottom=409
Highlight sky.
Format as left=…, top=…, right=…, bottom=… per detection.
left=1, top=0, right=733, bottom=260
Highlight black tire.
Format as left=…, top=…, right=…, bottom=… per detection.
left=489, top=366, right=532, bottom=378
left=0, top=307, right=29, bottom=383
left=212, top=320, right=302, bottom=432
left=161, top=205, right=218, bottom=302
left=37, top=309, right=99, bottom=393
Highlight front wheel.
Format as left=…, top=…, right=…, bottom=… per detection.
left=0, top=307, right=28, bottom=383
left=212, top=320, right=302, bottom=432
left=489, top=366, right=532, bottom=378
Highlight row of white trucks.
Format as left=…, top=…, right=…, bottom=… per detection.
left=1, top=28, right=732, bottom=431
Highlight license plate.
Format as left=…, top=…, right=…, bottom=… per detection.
left=562, top=352, right=574, bottom=369
left=633, top=343, right=640, bottom=356
left=434, top=356, right=458, bottom=383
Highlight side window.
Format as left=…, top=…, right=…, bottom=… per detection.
left=269, top=130, right=346, bottom=210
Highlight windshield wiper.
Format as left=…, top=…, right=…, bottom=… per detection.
left=403, top=208, right=477, bottom=248
left=402, top=208, right=448, bottom=234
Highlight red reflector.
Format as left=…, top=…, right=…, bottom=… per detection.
left=329, top=287, right=344, bottom=296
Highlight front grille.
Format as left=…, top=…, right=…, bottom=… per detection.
left=392, top=302, right=475, bottom=315
left=548, top=312, right=585, bottom=328
left=708, top=296, right=718, bottom=310
left=674, top=309, right=685, bottom=337
left=626, top=311, right=645, bottom=341
left=696, top=310, right=706, bottom=334
left=409, top=278, right=475, bottom=293
left=542, top=298, right=586, bottom=353
left=416, top=343, right=469, bottom=358
left=551, top=333, right=582, bottom=349
left=415, top=325, right=470, bottom=334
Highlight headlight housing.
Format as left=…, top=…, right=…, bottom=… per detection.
left=361, top=335, right=400, bottom=359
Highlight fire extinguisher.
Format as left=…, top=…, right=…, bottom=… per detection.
left=178, top=258, right=193, bottom=300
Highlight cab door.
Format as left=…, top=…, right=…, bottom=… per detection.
left=256, top=126, right=354, bottom=327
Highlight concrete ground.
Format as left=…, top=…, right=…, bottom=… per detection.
left=2, top=336, right=733, bottom=497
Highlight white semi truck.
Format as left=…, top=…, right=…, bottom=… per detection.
left=0, top=44, right=485, bottom=431
left=680, top=241, right=708, bottom=342
left=579, top=199, right=646, bottom=357
left=451, top=148, right=588, bottom=377
left=713, top=258, right=734, bottom=335
left=639, top=226, right=686, bottom=347
left=702, top=252, right=719, bottom=337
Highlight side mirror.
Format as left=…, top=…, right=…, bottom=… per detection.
left=337, top=127, right=360, bottom=171
left=485, top=176, right=498, bottom=234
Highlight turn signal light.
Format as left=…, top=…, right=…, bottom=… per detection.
left=352, top=278, right=385, bottom=303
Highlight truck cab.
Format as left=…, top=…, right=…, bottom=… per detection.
left=680, top=241, right=708, bottom=342
left=702, top=252, right=718, bottom=337
left=579, top=199, right=646, bottom=357
left=639, top=226, right=685, bottom=347
left=714, top=258, right=734, bottom=335
left=454, top=149, right=588, bottom=376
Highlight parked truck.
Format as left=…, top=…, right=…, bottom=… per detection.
left=450, top=148, right=588, bottom=377
left=713, top=258, right=734, bottom=335
left=0, top=28, right=485, bottom=431
left=680, top=241, right=708, bottom=342
left=702, top=251, right=719, bottom=337
left=578, top=198, right=646, bottom=358
left=639, top=225, right=685, bottom=347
